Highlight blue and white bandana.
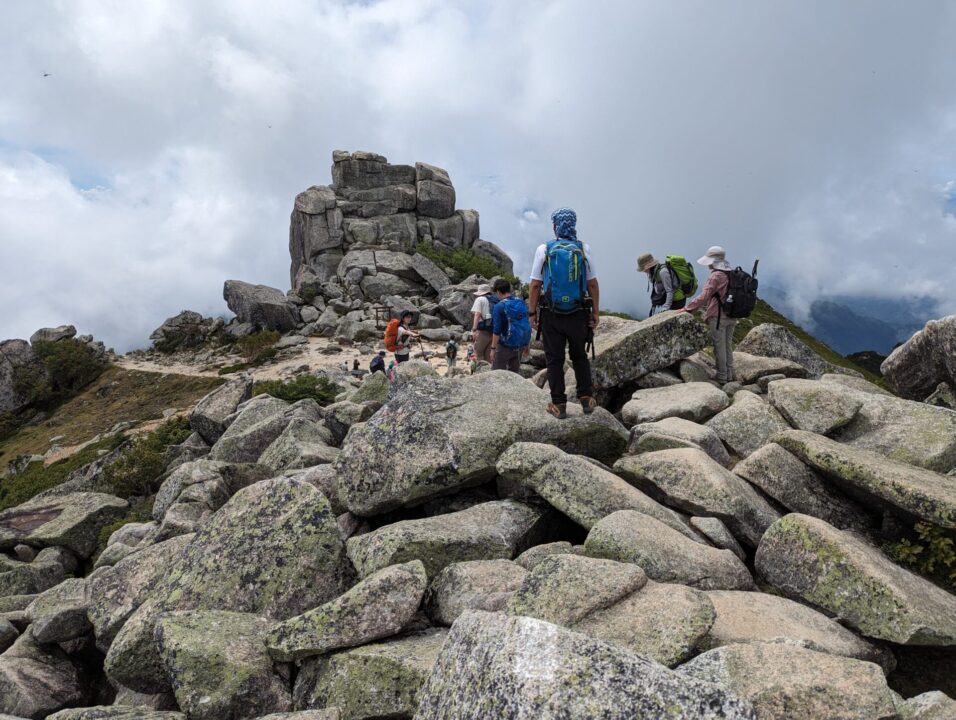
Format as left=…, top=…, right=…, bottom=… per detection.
left=550, top=207, right=577, bottom=241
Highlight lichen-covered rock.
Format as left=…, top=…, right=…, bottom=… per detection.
left=0, top=492, right=128, bottom=558
left=689, top=517, right=746, bottom=561
left=679, top=642, right=897, bottom=720
left=621, top=382, right=730, bottom=426
left=0, top=339, right=43, bottom=414
left=256, top=712, right=340, bottom=720
left=209, top=397, right=323, bottom=464
left=0, top=631, right=89, bottom=718
left=189, top=376, right=253, bottom=444
left=105, top=479, right=350, bottom=693
left=47, top=708, right=185, bottom=719
left=267, top=560, right=426, bottom=662
left=584, top=510, right=754, bottom=590
left=701, top=590, right=892, bottom=670
left=346, top=500, right=548, bottom=578
left=705, top=390, right=791, bottom=458
left=496, top=442, right=700, bottom=539
left=732, top=352, right=810, bottom=383
left=156, top=610, right=291, bottom=720
left=415, top=611, right=755, bottom=719
left=335, top=371, right=627, bottom=515
left=755, top=513, right=956, bottom=645
left=629, top=417, right=731, bottom=466
left=425, top=559, right=528, bottom=625
left=294, top=629, right=447, bottom=718
left=733, top=442, right=872, bottom=531
left=775, top=430, right=956, bottom=529
left=223, top=280, right=297, bottom=332
left=736, top=323, right=849, bottom=378
left=24, top=577, right=90, bottom=644
left=514, top=541, right=576, bottom=570
left=0, top=558, right=64, bottom=597
left=258, top=418, right=339, bottom=473
left=881, top=314, right=956, bottom=400
left=349, top=372, right=388, bottom=404
left=901, top=691, right=956, bottom=719
left=766, top=378, right=863, bottom=434
left=615, top=449, right=780, bottom=547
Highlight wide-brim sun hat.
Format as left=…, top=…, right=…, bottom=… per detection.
left=697, top=245, right=726, bottom=267
left=475, top=284, right=492, bottom=296
left=637, top=253, right=658, bottom=272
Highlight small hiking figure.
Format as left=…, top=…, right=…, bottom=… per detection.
left=470, top=283, right=496, bottom=363
left=445, top=338, right=459, bottom=369
left=350, top=358, right=367, bottom=378
left=369, top=350, right=387, bottom=375
left=386, top=360, right=396, bottom=381
left=490, top=278, right=532, bottom=373
left=682, top=246, right=736, bottom=384
left=339, top=360, right=349, bottom=373
left=528, top=207, right=600, bottom=419
left=384, top=311, right=420, bottom=364
left=638, top=253, right=698, bottom=315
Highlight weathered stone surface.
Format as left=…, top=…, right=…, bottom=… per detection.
left=514, top=541, right=575, bottom=570
left=701, top=590, right=891, bottom=669
left=881, top=315, right=956, bottom=400
left=0, top=339, right=42, bottom=413
left=294, top=629, right=446, bottom=718
left=425, top=559, right=528, bottom=625
left=901, top=691, right=956, bottom=719
left=156, top=610, right=291, bottom=720
left=25, top=577, right=90, bottom=644
left=496, top=442, right=700, bottom=539
left=629, top=417, right=731, bottom=466
left=436, top=274, right=486, bottom=326
left=30, top=324, right=77, bottom=344
left=223, top=280, right=297, bottom=332
left=766, top=378, right=863, bottom=435
left=189, top=376, right=252, bottom=444
left=258, top=418, right=338, bottom=473
left=756, top=513, right=956, bottom=645
left=733, top=442, right=871, bottom=531
left=732, top=351, right=810, bottom=383
left=679, top=642, right=897, bottom=720
left=0, top=631, right=89, bottom=718
left=615, top=449, right=781, bottom=547
left=209, top=396, right=323, bottom=464
left=705, top=390, right=791, bottom=458
left=736, top=323, right=848, bottom=377
left=0, top=559, right=64, bottom=597
left=416, top=179, right=456, bottom=219
left=584, top=510, right=753, bottom=590
left=690, top=517, right=746, bottom=561
left=775, top=429, right=956, bottom=528
left=105, top=479, right=350, bottom=693
left=346, top=500, right=547, bottom=578
left=349, top=372, right=388, bottom=405
left=0, top=618, right=17, bottom=653
left=408, top=253, right=451, bottom=293
left=335, top=372, right=627, bottom=516
left=470, top=238, right=513, bottom=276
left=586, top=313, right=709, bottom=392
left=149, top=312, right=222, bottom=353
left=47, top=709, right=184, bottom=719
left=0, top=492, right=128, bottom=558
left=622, top=382, right=730, bottom=426
left=415, top=611, right=755, bottom=719
left=267, top=560, right=426, bottom=662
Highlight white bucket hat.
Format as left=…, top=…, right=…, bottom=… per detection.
left=697, top=245, right=726, bottom=267
left=475, top=284, right=492, bottom=296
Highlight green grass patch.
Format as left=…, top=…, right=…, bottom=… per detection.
left=217, top=330, right=282, bottom=375
left=416, top=241, right=519, bottom=287
left=252, top=375, right=340, bottom=406
left=96, top=417, right=192, bottom=499
left=0, top=435, right=125, bottom=512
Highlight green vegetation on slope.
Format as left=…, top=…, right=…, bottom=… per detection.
left=416, top=241, right=519, bottom=287
left=252, top=375, right=340, bottom=406
left=884, top=521, right=956, bottom=592
left=96, top=416, right=192, bottom=499
left=218, top=330, right=280, bottom=375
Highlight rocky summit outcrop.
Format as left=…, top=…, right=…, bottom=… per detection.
left=736, top=322, right=857, bottom=378
left=881, top=314, right=956, bottom=400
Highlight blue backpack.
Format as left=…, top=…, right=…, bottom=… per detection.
left=500, top=297, right=532, bottom=348
left=542, top=239, right=588, bottom=313
left=476, top=294, right=499, bottom=332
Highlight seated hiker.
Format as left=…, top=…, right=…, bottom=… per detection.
left=490, top=278, right=531, bottom=373
left=350, top=358, right=367, bottom=378
left=638, top=253, right=697, bottom=315
left=369, top=350, right=386, bottom=375
left=682, top=245, right=736, bottom=384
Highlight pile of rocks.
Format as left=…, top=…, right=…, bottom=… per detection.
left=2, top=307, right=956, bottom=718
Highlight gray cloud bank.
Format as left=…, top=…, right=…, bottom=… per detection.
left=1, top=0, right=955, bottom=351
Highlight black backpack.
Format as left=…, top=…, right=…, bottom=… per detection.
left=718, top=260, right=759, bottom=321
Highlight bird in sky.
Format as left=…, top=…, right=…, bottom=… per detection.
left=42, top=73, right=51, bottom=77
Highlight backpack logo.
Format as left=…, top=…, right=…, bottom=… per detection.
left=543, top=239, right=588, bottom=314
left=500, top=297, right=532, bottom=348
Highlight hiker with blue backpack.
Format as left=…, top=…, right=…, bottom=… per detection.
left=528, top=207, right=600, bottom=419
left=637, top=253, right=698, bottom=314
left=489, top=278, right=532, bottom=373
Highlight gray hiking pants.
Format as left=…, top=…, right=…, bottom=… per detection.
left=708, top=317, right=737, bottom=384
left=492, top=345, right=522, bottom=373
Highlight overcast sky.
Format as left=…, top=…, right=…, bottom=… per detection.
left=2, top=0, right=956, bottom=351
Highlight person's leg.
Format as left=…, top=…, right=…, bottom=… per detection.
left=474, top=330, right=492, bottom=362
left=564, top=311, right=593, bottom=399
left=396, top=353, right=409, bottom=364
left=723, top=319, right=737, bottom=382
left=708, top=318, right=728, bottom=383
left=498, top=345, right=521, bottom=373
left=492, top=347, right=506, bottom=371
left=541, top=311, right=568, bottom=405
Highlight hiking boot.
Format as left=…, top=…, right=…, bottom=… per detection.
left=579, top=395, right=597, bottom=414
left=546, top=402, right=568, bottom=420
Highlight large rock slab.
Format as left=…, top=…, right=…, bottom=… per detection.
left=414, top=610, right=755, bottom=719
left=345, top=500, right=547, bottom=578
left=701, top=590, right=891, bottom=669
left=755, top=513, right=956, bottom=645
left=258, top=418, right=338, bottom=473
left=0, top=492, right=128, bottom=558
left=766, top=378, right=863, bottom=434
left=334, top=372, right=627, bottom=516
left=424, top=559, right=528, bottom=625
left=629, top=417, right=731, bottom=466
left=408, top=253, right=451, bottom=293
left=0, top=339, right=42, bottom=414
left=0, top=631, right=89, bottom=719
left=615, top=449, right=781, bottom=547
left=775, top=430, right=956, bottom=529
left=901, top=691, right=956, bottom=719
left=293, top=629, right=447, bottom=718
left=622, top=382, right=729, bottom=426
left=266, top=560, right=427, bottom=662
left=156, top=610, right=291, bottom=720
left=736, top=323, right=848, bottom=377
left=584, top=510, right=753, bottom=590
left=25, top=577, right=90, bottom=644
left=496, top=442, right=701, bottom=539
left=705, top=390, right=791, bottom=458
left=733, top=443, right=872, bottom=531
left=0, top=558, right=64, bottom=596
left=189, top=376, right=252, bottom=444
left=47, top=709, right=185, bottom=719
left=223, top=280, right=297, bottom=332
left=209, top=396, right=323, bottom=464
left=881, top=315, right=956, bottom=400
left=679, top=642, right=897, bottom=720
left=732, top=352, right=810, bottom=383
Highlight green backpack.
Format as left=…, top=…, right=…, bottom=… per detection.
left=662, top=255, right=698, bottom=301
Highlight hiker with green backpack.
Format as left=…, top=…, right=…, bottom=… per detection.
left=528, top=207, right=599, bottom=419
left=637, top=253, right=698, bottom=315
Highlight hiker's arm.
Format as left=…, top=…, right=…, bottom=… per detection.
left=528, top=280, right=542, bottom=328
left=661, top=270, right=675, bottom=310
left=587, top=278, right=600, bottom=328
left=685, top=273, right=715, bottom=313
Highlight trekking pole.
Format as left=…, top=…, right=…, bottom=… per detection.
left=417, top=337, right=429, bottom=361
